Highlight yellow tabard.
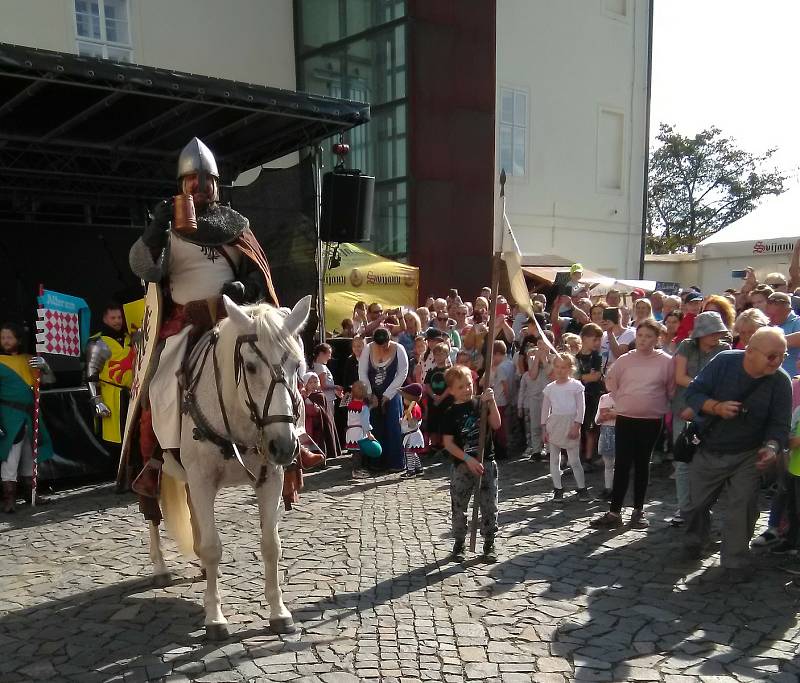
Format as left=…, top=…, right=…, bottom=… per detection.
left=96, top=333, right=134, bottom=444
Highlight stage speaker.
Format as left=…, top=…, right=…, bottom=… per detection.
left=321, top=169, right=374, bottom=242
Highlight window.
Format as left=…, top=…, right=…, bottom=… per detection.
left=297, top=10, right=408, bottom=259
left=499, top=87, right=527, bottom=177
left=75, top=0, right=132, bottom=62
left=597, top=108, right=625, bottom=193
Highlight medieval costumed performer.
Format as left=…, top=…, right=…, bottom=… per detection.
left=86, top=303, right=134, bottom=465
left=123, top=137, right=294, bottom=519
left=0, top=322, right=55, bottom=513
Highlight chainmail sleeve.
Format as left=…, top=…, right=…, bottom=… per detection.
left=129, top=237, right=168, bottom=282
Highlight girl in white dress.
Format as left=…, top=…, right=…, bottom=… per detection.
left=542, top=353, right=588, bottom=503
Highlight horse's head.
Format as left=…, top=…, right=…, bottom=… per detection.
left=221, top=294, right=311, bottom=467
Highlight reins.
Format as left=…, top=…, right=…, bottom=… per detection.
left=181, top=326, right=301, bottom=488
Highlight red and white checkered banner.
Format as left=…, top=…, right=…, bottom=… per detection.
left=36, top=308, right=81, bottom=357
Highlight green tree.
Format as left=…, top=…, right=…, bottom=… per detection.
left=646, top=124, right=786, bottom=254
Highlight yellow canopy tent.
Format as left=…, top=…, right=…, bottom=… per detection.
left=323, top=243, right=419, bottom=334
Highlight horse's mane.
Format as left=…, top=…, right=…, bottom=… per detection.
left=221, top=302, right=304, bottom=361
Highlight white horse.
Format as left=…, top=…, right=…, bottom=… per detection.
left=148, top=293, right=310, bottom=640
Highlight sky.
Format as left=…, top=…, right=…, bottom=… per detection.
left=650, top=0, right=800, bottom=186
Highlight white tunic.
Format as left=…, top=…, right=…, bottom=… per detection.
left=168, top=234, right=241, bottom=305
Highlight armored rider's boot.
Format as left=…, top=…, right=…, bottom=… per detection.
left=132, top=453, right=163, bottom=499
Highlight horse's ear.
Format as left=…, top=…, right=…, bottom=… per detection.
left=222, top=295, right=254, bottom=332
left=284, top=294, right=312, bottom=335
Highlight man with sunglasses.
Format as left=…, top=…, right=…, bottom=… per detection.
left=765, top=291, right=800, bottom=375
left=682, top=327, right=792, bottom=577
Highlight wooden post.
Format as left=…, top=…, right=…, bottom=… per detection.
left=469, top=171, right=506, bottom=552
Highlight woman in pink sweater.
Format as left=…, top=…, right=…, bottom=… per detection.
left=591, top=319, right=675, bottom=529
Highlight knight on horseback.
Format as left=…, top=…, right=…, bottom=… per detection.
left=125, top=137, right=281, bottom=506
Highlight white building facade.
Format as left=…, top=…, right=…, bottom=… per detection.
left=0, top=0, right=296, bottom=90
left=497, top=0, right=653, bottom=279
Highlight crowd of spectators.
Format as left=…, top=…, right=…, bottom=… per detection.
left=303, top=263, right=799, bottom=572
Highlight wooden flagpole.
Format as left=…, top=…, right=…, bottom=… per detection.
left=469, top=171, right=506, bottom=552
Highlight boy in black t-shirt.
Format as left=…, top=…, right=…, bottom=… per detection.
left=576, top=323, right=604, bottom=469
left=441, top=365, right=501, bottom=562
left=423, top=342, right=452, bottom=450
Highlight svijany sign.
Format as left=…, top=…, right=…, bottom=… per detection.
left=753, top=240, right=794, bottom=255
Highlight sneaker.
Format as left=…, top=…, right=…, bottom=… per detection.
left=770, top=540, right=798, bottom=556
left=415, top=468, right=424, bottom=477
left=752, top=528, right=781, bottom=547
left=576, top=488, right=590, bottom=502
left=552, top=488, right=564, bottom=504
left=629, top=510, right=649, bottom=529
left=482, top=536, right=497, bottom=563
left=451, top=539, right=466, bottom=562
left=400, top=470, right=416, bottom=479
left=530, top=450, right=544, bottom=462
left=596, top=488, right=612, bottom=502
left=590, top=512, right=623, bottom=529
left=669, top=510, right=684, bottom=527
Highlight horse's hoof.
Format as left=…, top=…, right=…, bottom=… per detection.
left=269, top=616, right=296, bottom=635
left=206, top=623, right=229, bottom=641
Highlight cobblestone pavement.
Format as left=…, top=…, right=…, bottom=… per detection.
left=2, top=454, right=800, bottom=683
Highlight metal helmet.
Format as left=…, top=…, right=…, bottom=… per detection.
left=176, top=137, right=219, bottom=180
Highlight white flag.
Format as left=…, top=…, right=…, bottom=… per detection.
left=499, top=202, right=557, bottom=354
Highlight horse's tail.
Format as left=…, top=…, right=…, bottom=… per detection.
left=159, top=468, right=197, bottom=558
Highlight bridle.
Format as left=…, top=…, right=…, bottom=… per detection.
left=182, top=328, right=302, bottom=488
left=233, top=333, right=302, bottom=432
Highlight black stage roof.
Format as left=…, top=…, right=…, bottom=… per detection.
left=0, top=43, right=369, bottom=205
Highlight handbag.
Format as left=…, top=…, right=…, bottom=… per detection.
left=673, top=420, right=704, bottom=463
left=673, top=377, right=767, bottom=463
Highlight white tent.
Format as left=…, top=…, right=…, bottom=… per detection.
left=695, top=187, right=800, bottom=292
left=697, top=187, right=800, bottom=258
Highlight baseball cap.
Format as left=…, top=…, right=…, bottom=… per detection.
left=767, top=292, right=791, bottom=305
left=425, top=328, right=445, bottom=340
left=631, top=288, right=646, bottom=299
left=684, top=291, right=703, bottom=303
left=570, top=263, right=584, bottom=274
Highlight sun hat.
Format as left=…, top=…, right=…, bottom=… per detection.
left=691, top=311, right=728, bottom=339
left=358, top=438, right=383, bottom=459
left=399, top=383, right=423, bottom=401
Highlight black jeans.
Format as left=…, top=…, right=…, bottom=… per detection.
left=610, top=415, right=663, bottom=513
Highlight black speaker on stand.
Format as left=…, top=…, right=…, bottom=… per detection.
left=320, top=167, right=375, bottom=243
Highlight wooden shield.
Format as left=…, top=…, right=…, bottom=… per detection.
left=118, top=282, right=163, bottom=476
